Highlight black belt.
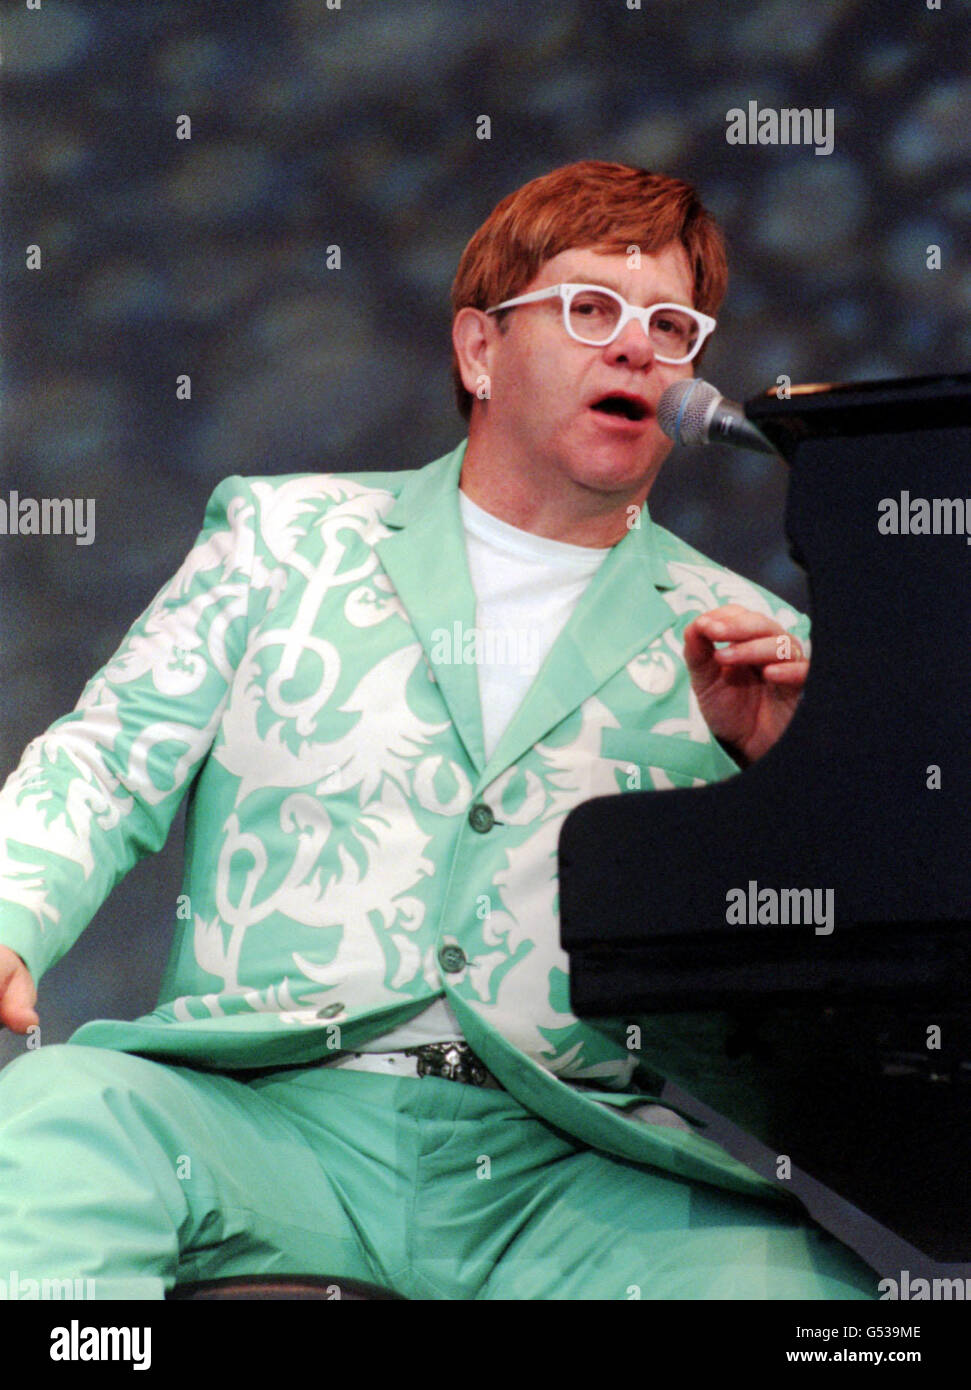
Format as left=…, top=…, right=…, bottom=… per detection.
left=332, top=1041, right=502, bottom=1088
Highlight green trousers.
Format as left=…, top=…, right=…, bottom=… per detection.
left=0, top=1043, right=876, bottom=1300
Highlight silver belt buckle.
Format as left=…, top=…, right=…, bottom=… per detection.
left=404, top=1041, right=494, bottom=1087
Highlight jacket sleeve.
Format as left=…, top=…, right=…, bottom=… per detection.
left=0, top=476, right=262, bottom=986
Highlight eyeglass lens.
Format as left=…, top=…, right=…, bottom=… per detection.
left=567, top=290, right=701, bottom=357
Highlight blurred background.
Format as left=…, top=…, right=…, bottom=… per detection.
left=0, top=0, right=968, bottom=1067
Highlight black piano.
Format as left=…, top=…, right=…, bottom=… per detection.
left=560, top=373, right=971, bottom=1263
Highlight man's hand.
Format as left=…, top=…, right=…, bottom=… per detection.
left=0, top=945, right=38, bottom=1034
left=683, top=604, right=808, bottom=766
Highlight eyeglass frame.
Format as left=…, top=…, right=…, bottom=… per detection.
left=484, top=283, right=717, bottom=364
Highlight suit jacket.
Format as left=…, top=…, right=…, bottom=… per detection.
left=0, top=439, right=810, bottom=1203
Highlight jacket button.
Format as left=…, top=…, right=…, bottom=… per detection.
left=468, top=802, right=495, bottom=833
left=439, top=944, right=467, bottom=973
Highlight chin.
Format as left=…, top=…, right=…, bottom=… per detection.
left=579, top=439, right=664, bottom=481
left=568, top=460, right=655, bottom=496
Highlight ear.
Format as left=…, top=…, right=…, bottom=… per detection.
left=452, top=307, right=498, bottom=404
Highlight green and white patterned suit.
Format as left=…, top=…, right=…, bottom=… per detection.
left=0, top=440, right=875, bottom=1298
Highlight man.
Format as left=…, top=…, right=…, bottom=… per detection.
left=0, top=161, right=873, bottom=1299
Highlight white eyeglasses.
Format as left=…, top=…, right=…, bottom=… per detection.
left=486, top=283, right=716, bottom=364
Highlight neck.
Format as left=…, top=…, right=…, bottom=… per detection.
left=459, top=426, right=649, bottom=549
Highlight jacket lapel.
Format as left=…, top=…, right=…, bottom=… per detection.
left=376, top=440, right=680, bottom=786
left=376, top=442, right=487, bottom=773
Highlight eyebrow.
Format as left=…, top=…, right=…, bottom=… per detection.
left=563, top=276, right=693, bottom=308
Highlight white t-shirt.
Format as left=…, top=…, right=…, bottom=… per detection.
left=358, top=487, right=610, bottom=1051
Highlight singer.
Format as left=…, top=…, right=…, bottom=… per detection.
left=0, top=160, right=872, bottom=1300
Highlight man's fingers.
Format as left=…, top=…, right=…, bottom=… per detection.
left=759, top=660, right=810, bottom=685
left=692, top=609, right=786, bottom=644
left=713, top=635, right=805, bottom=666
left=682, top=620, right=724, bottom=682
left=0, top=964, right=39, bottom=1034
left=683, top=619, right=716, bottom=655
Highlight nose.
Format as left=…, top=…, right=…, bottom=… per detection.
left=603, top=317, right=655, bottom=370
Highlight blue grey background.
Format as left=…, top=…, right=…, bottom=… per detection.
left=1, top=0, right=969, bottom=1280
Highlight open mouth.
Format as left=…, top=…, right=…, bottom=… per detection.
left=589, top=394, right=649, bottom=422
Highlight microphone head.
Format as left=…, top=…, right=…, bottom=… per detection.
left=657, top=378, right=720, bottom=446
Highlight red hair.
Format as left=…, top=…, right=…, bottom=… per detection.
left=450, top=160, right=728, bottom=419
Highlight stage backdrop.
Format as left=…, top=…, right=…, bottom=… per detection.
left=1, top=0, right=968, bottom=1058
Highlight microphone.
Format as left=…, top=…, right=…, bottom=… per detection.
left=658, top=378, right=776, bottom=455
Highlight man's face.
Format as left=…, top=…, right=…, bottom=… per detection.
left=482, top=241, right=699, bottom=502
